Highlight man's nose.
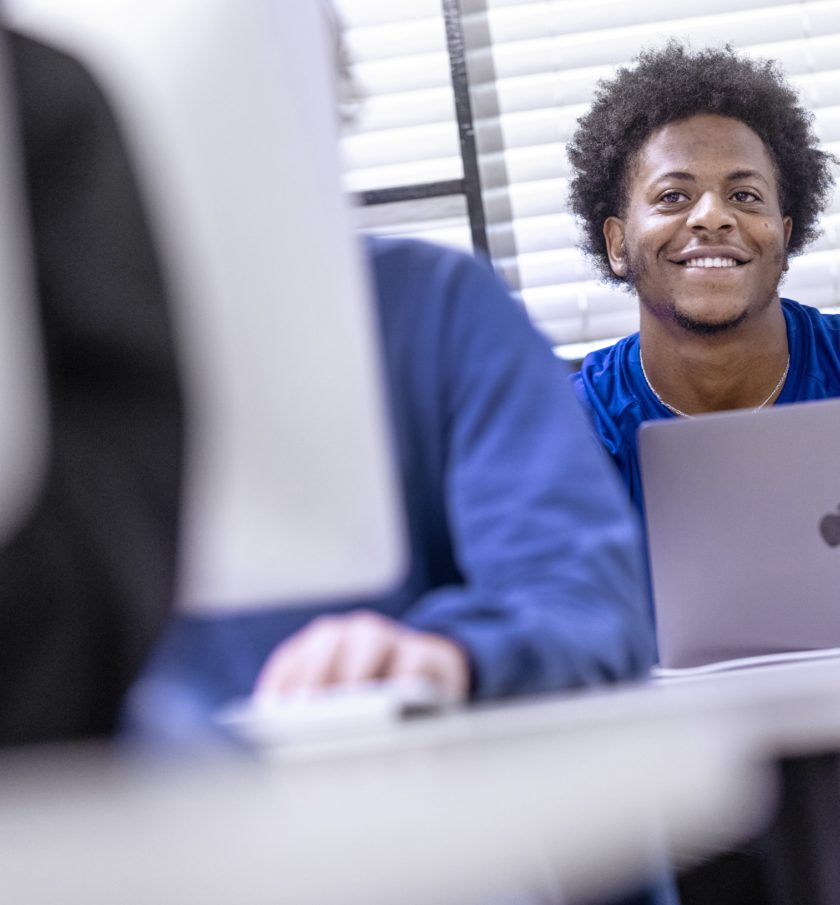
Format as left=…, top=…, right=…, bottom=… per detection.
left=685, top=191, right=736, bottom=232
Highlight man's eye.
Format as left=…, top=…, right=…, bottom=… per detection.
left=659, top=191, right=687, bottom=203
left=732, top=190, right=760, bottom=203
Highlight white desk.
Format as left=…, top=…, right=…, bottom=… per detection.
left=5, top=659, right=840, bottom=905
left=653, top=657, right=840, bottom=904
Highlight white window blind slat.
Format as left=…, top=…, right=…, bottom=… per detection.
left=344, top=158, right=464, bottom=195
left=351, top=52, right=453, bottom=97
left=585, top=310, right=643, bottom=342
left=497, top=247, right=594, bottom=289
left=790, top=70, right=840, bottom=108
left=484, top=177, right=567, bottom=220
left=334, top=0, right=441, bottom=30
left=360, top=223, right=474, bottom=251
left=465, top=0, right=795, bottom=38
left=348, top=87, right=459, bottom=135
left=342, top=121, right=461, bottom=171
left=487, top=212, right=581, bottom=252
left=745, top=33, right=840, bottom=75
left=785, top=249, right=840, bottom=291
left=480, top=144, right=567, bottom=186
left=471, top=67, right=612, bottom=118
left=814, top=106, right=840, bottom=143
left=343, top=17, right=446, bottom=63
left=521, top=280, right=635, bottom=319
left=477, top=105, right=589, bottom=153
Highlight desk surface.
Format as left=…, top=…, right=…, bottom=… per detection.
left=256, top=655, right=840, bottom=770
left=6, top=659, right=840, bottom=905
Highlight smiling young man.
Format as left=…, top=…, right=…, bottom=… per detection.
left=568, top=43, right=838, bottom=512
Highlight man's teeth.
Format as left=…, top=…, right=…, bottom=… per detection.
left=684, top=257, right=739, bottom=268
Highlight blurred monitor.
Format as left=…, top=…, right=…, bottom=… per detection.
left=6, top=0, right=406, bottom=612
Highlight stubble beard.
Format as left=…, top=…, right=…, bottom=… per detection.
left=624, top=252, right=783, bottom=337
left=672, top=306, right=748, bottom=335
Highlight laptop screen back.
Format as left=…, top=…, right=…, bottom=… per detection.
left=639, top=398, right=840, bottom=669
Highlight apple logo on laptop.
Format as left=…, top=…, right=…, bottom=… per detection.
left=819, top=505, right=840, bottom=547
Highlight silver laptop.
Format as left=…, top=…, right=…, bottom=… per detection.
left=639, top=397, right=840, bottom=670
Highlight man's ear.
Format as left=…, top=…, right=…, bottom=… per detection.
left=782, top=215, right=793, bottom=248
left=603, top=217, right=627, bottom=278
left=782, top=215, right=793, bottom=271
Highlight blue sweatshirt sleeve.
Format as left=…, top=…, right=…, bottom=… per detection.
left=378, top=241, right=655, bottom=698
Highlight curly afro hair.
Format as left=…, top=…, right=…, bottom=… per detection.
left=567, top=42, right=836, bottom=284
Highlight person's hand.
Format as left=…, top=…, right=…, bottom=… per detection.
left=253, top=611, right=470, bottom=702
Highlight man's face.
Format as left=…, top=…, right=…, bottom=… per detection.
left=603, top=114, right=793, bottom=334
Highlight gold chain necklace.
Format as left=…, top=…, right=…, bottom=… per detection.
left=638, top=349, right=790, bottom=418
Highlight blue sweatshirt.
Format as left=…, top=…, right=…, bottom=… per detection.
left=129, top=238, right=654, bottom=721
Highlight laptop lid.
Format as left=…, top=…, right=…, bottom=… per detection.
left=639, top=398, right=840, bottom=669
left=7, top=0, right=406, bottom=612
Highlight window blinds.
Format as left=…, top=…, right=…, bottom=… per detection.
left=335, top=0, right=473, bottom=250
left=337, top=0, right=840, bottom=353
left=463, top=0, right=840, bottom=350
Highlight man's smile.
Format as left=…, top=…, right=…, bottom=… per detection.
left=683, top=257, right=739, bottom=268
left=669, top=245, right=752, bottom=269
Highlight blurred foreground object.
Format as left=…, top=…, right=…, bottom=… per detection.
left=0, top=26, right=182, bottom=745
left=0, top=681, right=771, bottom=905
left=7, top=0, right=406, bottom=613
